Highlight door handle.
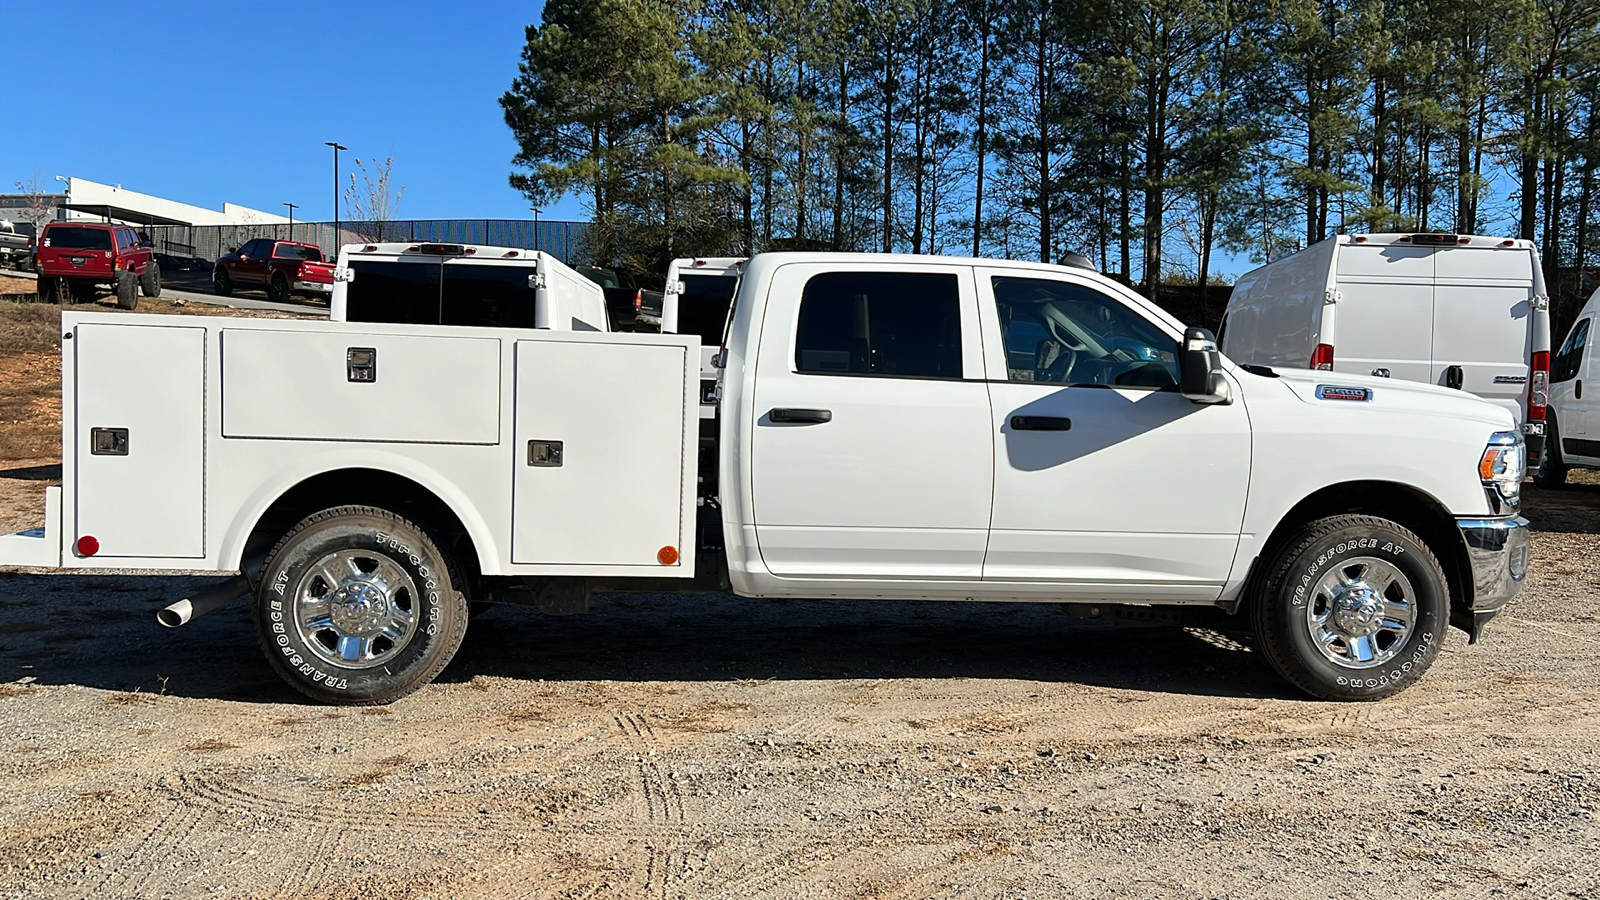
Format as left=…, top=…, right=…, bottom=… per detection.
left=1010, top=415, right=1072, bottom=431
left=1577, top=379, right=1584, bottom=400
left=769, top=407, right=832, bottom=424
left=1444, top=365, right=1464, bottom=390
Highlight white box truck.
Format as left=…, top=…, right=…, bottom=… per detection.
left=1220, top=233, right=1551, bottom=465
left=0, top=252, right=1530, bottom=704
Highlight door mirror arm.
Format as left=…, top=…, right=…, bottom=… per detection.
left=1179, top=327, right=1232, bottom=405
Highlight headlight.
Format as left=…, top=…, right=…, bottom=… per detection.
left=1479, top=431, right=1525, bottom=502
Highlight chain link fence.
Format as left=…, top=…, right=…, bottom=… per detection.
left=143, top=218, right=590, bottom=268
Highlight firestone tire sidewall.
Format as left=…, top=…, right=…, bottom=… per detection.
left=1259, top=519, right=1447, bottom=701
left=256, top=512, right=468, bottom=704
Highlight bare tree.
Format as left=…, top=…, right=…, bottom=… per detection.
left=345, top=157, right=405, bottom=242
left=11, top=172, right=59, bottom=237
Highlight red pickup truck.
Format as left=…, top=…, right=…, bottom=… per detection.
left=35, top=222, right=160, bottom=310
left=213, top=239, right=334, bottom=304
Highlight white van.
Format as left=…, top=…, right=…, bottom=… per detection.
left=1538, top=288, right=1600, bottom=485
left=1221, top=233, right=1551, bottom=462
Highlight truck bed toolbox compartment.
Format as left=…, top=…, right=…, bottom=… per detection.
left=220, top=329, right=500, bottom=444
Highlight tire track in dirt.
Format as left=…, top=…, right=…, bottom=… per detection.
left=612, top=712, right=689, bottom=898
left=93, top=799, right=203, bottom=899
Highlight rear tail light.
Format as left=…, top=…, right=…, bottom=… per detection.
left=1310, top=343, right=1334, bottom=371
left=1529, top=350, right=1550, bottom=420
left=634, top=289, right=643, bottom=311
left=110, top=252, right=120, bottom=270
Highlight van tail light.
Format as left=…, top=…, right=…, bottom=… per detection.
left=1529, top=350, right=1550, bottom=420
left=1310, top=343, right=1334, bottom=371
left=633, top=289, right=643, bottom=312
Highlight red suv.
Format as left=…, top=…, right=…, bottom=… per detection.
left=213, top=239, right=334, bottom=304
left=35, top=222, right=160, bottom=309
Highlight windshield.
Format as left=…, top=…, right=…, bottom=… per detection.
left=43, top=226, right=112, bottom=251
left=274, top=243, right=323, bottom=262
left=579, top=267, right=620, bottom=290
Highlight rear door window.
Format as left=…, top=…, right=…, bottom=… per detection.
left=44, top=226, right=113, bottom=251
left=678, top=273, right=738, bottom=343
left=794, top=271, right=963, bottom=379
left=345, top=259, right=442, bottom=325
left=441, top=262, right=536, bottom=328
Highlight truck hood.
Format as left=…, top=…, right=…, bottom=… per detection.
left=1249, top=366, right=1517, bottom=431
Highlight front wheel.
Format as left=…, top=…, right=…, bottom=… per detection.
left=213, top=267, right=233, bottom=296
left=253, top=505, right=471, bottom=704
left=140, top=259, right=161, bottom=297
left=1251, top=515, right=1447, bottom=701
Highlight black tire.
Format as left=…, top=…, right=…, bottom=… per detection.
left=139, top=259, right=161, bottom=298
left=1250, top=515, right=1448, bottom=701
left=268, top=272, right=290, bottom=304
left=1533, top=415, right=1567, bottom=489
left=253, top=505, right=470, bottom=705
left=213, top=266, right=233, bottom=296
left=36, top=276, right=59, bottom=304
left=114, top=271, right=138, bottom=310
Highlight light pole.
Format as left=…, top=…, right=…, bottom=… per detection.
left=325, top=142, right=346, bottom=256
left=283, top=202, right=298, bottom=242
left=531, top=207, right=541, bottom=252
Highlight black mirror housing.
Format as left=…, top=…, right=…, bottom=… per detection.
left=1180, top=327, right=1231, bottom=404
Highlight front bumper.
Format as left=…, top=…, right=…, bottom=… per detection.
left=1455, top=515, right=1530, bottom=637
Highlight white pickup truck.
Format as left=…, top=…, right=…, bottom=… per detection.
left=0, top=252, right=1530, bottom=704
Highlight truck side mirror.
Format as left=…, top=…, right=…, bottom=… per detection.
left=1180, top=327, right=1232, bottom=405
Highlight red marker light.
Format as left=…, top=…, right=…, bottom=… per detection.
left=76, top=535, right=100, bottom=557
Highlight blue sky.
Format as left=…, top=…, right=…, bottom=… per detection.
left=0, top=0, right=587, bottom=223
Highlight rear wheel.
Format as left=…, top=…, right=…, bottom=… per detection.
left=213, top=267, right=233, bottom=296
left=114, top=271, right=138, bottom=310
left=1251, top=515, right=1447, bottom=701
left=139, top=259, right=161, bottom=298
left=268, top=272, right=290, bottom=304
left=253, top=505, right=471, bottom=705
left=1534, top=415, right=1568, bottom=489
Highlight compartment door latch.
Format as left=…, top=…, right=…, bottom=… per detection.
left=89, top=427, right=129, bottom=456
left=347, top=347, right=377, bottom=382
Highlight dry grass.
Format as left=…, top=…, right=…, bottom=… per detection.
left=104, top=690, right=157, bottom=707
left=0, top=297, right=313, bottom=465
left=184, top=738, right=238, bottom=752
left=0, top=684, right=36, bottom=700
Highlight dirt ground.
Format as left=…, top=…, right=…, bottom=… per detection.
left=1, top=300, right=1598, bottom=899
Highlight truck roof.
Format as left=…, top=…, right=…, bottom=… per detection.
left=739, top=251, right=1190, bottom=336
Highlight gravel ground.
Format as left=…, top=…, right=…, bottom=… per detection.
left=0, top=474, right=1597, bottom=899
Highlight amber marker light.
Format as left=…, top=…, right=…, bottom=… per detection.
left=658, top=546, right=680, bottom=565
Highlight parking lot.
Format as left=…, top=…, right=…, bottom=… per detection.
left=1, top=298, right=1598, bottom=899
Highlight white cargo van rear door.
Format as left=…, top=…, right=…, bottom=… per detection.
left=1331, top=244, right=1434, bottom=383
left=1431, top=248, right=1536, bottom=422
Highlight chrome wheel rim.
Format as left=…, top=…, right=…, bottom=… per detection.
left=293, top=549, right=418, bottom=669
left=1305, top=556, right=1416, bottom=670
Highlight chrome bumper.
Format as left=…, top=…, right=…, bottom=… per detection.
left=1457, top=516, right=1530, bottom=612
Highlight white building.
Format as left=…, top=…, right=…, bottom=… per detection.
left=0, top=177, right=288, bottom=231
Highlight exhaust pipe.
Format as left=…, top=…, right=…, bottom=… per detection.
left=157, top=573, right=253, bottom=628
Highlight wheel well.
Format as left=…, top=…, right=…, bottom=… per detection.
left=1243, top=481, right=1473, bottom=630
left=245, top=468, right=480, bottom=579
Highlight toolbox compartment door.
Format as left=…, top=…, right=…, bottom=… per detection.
left=220, top=329, right=500, bottom=444
left=511, top=339, right=689, bottom=567
left=75, top=323, right=206, bottom=558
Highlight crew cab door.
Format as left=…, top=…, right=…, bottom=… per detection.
left=977, top=270, right=1250, bottom=599
left=748, top=263, right=993, bottom=579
